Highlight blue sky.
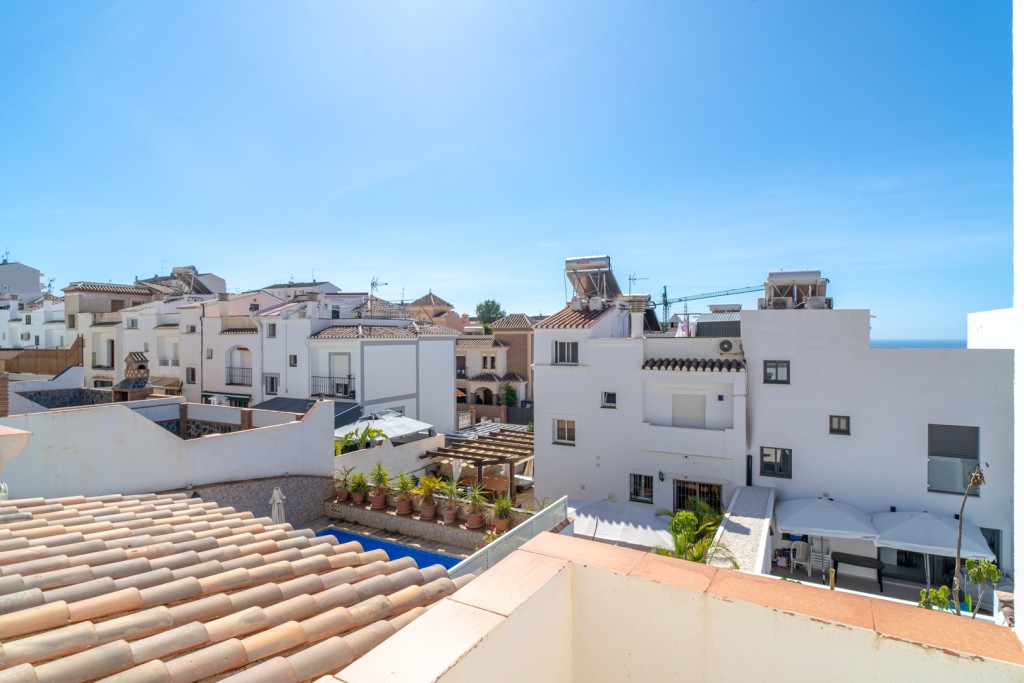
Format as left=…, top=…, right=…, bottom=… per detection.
left=0, top=1, right=1011, bottom=339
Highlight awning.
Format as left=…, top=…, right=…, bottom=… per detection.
left=150, top=377, right=182, bottom=389
left=455, top=388, right=466, bottom=397
left=775, top=498, right=877, bottom=540
left=336, top=415, right=435, bottom=440
left=201, top=391, right=251, bottom=401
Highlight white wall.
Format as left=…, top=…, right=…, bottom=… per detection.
left=0, top=400, right=334, bottom=498
left=968, top=308, right=1016, bottom=349
left=334, top=433, right=445, bottom=479
left=743, top=309, right=1014, bottom=574
left=1012, top=0, right=1024, bottom=643
left=418, top=338, right=456, bottom=434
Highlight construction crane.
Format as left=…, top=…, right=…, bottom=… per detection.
left=660, top=284, right=764, bottom=331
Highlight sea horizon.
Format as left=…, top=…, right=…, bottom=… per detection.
left=870, top=339, right=967, bottom=349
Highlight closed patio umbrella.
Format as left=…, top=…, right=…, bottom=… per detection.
left=775, top=497, right=878, bottom=582
left=872, top=511, right=994, bottom=587
left=269, top=487, right=287, bottom=525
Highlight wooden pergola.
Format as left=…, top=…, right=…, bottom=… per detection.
left=421, top=430, right=534, bottom=499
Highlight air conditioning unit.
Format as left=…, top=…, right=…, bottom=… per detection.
left=208, top=394, right=229, bottom=406
left=719, top=339, right=735, bottom=353
left=806, top=296, right=829, bottom=309
left=771, top=298, right=794, bottom=310
left=589, top=297, right=604, bottom=312
left=19, top=332, right=30, bottom=341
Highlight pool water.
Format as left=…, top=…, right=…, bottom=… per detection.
left=316, top=528, right=462, bottom=570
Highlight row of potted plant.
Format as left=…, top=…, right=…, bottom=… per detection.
left=335, top=462, right=517, bottom=531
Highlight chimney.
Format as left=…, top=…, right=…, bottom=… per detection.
left=623, top=295, right=648, bottom=340
left=0, top=372, right=8, bottom=418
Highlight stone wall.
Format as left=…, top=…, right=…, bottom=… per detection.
left=16, top=388, right=112, bottom=409
left=159, top=419, right=238, bottom=439
left=172, top=475, right=334, bottom=525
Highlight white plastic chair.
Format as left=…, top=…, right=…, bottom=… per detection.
left=790, top=541, right=812, bottom=578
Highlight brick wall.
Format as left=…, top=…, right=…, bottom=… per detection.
left=0, top=373, right=8, bottom=418
left=494, top=329, right=533, bottom=400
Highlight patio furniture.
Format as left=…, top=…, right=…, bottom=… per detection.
left=831, top=551, right=885, bottom=593
left=790, top=541, right=812, bottom=577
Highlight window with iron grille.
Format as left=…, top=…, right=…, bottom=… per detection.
left=630, top=474, right=653, bottom=504
left=554, top=341, right=578, bottom=365
left=675, top=481, right=723, bottom=512
left=553, top=418, right=576, bottom=445
left=928, top=424, right=979, bottom=495
left=763, top=360, right=790, bottom=384
left=760, top=447, right=792, bottom=478
left=185, top=367, right=196, bottom=384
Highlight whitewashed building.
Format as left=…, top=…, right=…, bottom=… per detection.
left=534, top=260, right=1014, bottom=578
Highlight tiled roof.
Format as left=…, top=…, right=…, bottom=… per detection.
left=118, top=301, right=159, bottom=313
left=310, top=325, right=416, bottom=340
left=356, top=296, right=411, bottom=319
left=90, top=321, right=121, bottom=327
left=466, top=372, right=527, bottom=383
left=155, top=323, right=180, bottom=329
left=43, top=319, right=65, bottom=325
left=0, top=492, right=468, bottom=681
left=143, top=281, right=180, bottom=295
left=126, top=351, right=149, bottom=362
left=26, top=295, right=63, bottom=311
left=456, top=338, right=508, bottom=348
left=265, top=281, right=322, bottom=289
left=63, top=282, right=155, bottom=296
left=410, top=322, right=459, bottom=336
left=535, top=304, right=614, bottom=329
left=114, top=377, right=149, bottom=390
left=490, top=313, right=533, bottom=330
left=220, top=327, right=258, bottom=335
left=256, top=301, right=306, bottom=317
left=410, top=291, right=452, bottom=309
left=642, top=357, right=746, bottom=372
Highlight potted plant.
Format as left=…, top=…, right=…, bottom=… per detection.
left=349, top=473, right=369, bottom=504
left=441, top=478, right=462, bottom=524
left=334, top=465, right=357, bottom=502
left=394, top=473, right=415, bottom=515
left=464, top=483, right=487, bottom=530
left=416, top=475, right=442, bottom=521
left=492, top=495, right=514, bottom=532
left=368, top=461, right=391, bottom=510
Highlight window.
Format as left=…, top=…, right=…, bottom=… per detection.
left=186, top=324, right=197, bottom=334
left=331, top=307, right=340, bottom=319
left=143, top=343, right=149, bottom=352
left=601, top=391, right=617, bottom=408
left=830, top=415, right=850, bottom=435
left=24, top=314, right=31, bottom=325
left=630, top=474, right=654, bottom=504
left=34, top=335, right=39, bottom=346
left=554, top=341, right=578, bottom=365
left=553, top=418, right=576, bottom=445
left=93, top=379, right=113, bottom=388
left=111, top=299, right=125, bottom=311
left=264, top=374, right=279, bottom=395
left=128, top=318, right=138, bottom=329
left=67, top=314, right=76, bottom=329
left=185, top=367, right=197, bottom=384
left=205, top=348, right=213, bottom=360
left=760, top=447, right=792, bottom=478
left=267, top=323, right=276, bottom=338
left=763, top=360, right=790, bottom=384
left=289, top=354, right=298, bottom=367
left=675, top=481, right=723, bottom=512
left=928, top=424, right=980, bottom=495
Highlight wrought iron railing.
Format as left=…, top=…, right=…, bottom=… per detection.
left=449, top=496, right=569, bottom=580
left=310, top=375, right=357, bottom=398
left=456, top=368, right=467, bottom=379
left=225, top=366, right=252, bottom=386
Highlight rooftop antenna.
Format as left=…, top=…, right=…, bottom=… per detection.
left=370, top=276, right=387, bottom=318
left=1, top=247, right=9, bottom=264
left=46, top=278, right=55, bottom=293
left=311, top=269, right=316, bottom=283
left=160, top=259, right=167, bottom=275
left=628, top=273, right=648, bottom=295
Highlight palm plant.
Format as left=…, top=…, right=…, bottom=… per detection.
left=394, top=473, right=415, bottom=501
left=369, top=461, right=391, bottom=497
left=655, top=496, right=737, bottom=568
left=335, top=465, right=356, bottom=491
left=442, top=477, right=463, bottom=511
left=464, top=483, right=488, bottom=515
left=415, top=475, right=443, bottom=507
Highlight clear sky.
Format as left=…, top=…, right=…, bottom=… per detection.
left=0, top=1, right=1011, bottom=339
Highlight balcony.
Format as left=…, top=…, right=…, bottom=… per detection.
left=158, top=358, right=181, bottom=367
left=456, top=368, right=467, bottom=379
left=311, top=375, right=357, bottom=399
left=642, top=422, right=729, bottom=459
left=225, top=366, right=253, bottom=386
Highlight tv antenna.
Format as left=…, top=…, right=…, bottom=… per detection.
left=628, top=273, right=649, bottom=295
left=46, top=277, right=55, bottom=293
left=370, top=277, right=388, bottom=318
left=1, top=247, right=9, bottom=264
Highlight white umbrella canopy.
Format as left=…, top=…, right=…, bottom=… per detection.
left=775, top=498, right=878, bottom=539
left=871, top=511, right=994, bottom=560
left=568, top=499, right=674, bottom=550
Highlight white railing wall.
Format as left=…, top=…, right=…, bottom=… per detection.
left=449, top=496, right=569, bottom=580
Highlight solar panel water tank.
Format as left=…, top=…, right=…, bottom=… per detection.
left=564, top=255, right=622, bottom=300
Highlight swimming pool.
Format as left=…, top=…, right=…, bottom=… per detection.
left=316, top=528, right=463, bottom=570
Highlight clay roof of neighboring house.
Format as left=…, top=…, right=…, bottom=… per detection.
left=410, top=291, right=452, bottom=309
left=490, top=313, right=533, bottom=330
left=63, top=282, right=155, bottom=296
left=43, top=319, right=65, bottom=325
left=256, top=301, right=306, bottom=317
left=118, top=301, right=159, bottom=313
left=355, top=296, right=411, bottom=319
left=142, top=281, right=180, bottom=295
left=456, top=338, right=508, bottom=349
left=90, top=320, right=121, bottom=327
left=642, top=357, right=746, bottom=372
left=409, top=322, right=459, bottom=336
left=535, top=304, right=614, bottom=329
left=220, top=327, right=258, bottom=335
left=310, top=325, right=417, bottom=340
left=26, top=294, right=63, bottom=311
left=155, top=323, right=180, bottom=329
left=126, top=351, right=149, bottom=362
left=0, top=492, right=469, bottom=681
left=466, top=371, right=527, bottom=383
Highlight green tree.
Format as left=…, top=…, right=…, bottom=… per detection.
left=654, top=497, right=737, bottom=567
left=475, top=300, right=505, bottom=325
left=500, top=382, right=518, bottom=407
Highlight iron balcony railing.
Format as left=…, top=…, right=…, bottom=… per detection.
left=310, top=375, right=356, bottom=399
left=456, top=368, right=467, bottom=379
left=225, top=366, right=252, bottom=386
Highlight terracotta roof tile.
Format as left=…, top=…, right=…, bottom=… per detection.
left=310, top=325, right=416, bottom=340
left=409, top=291, right=452, bottom=309
left=456, top=337, right=507, bottom=348
left=535, top=303, right=614, bottom=329
left=642, top=357, right=746, bottom=372
left=490, top=313, right=533, bottom=330
left=0, top=492, right=468, bottom=680
left=63, top=282, right=155, bottom=296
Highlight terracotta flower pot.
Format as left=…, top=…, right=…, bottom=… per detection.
left=336, top=489, right=350, bottom=502
left=351, top=491, right=367, bottom=504
left=369, top=494, right=387, bottom=510
left=442, top=507, right=458, bottom=524
left=493, top=517, right=511, bottom=532
left=466, top=512, right=484, bottom=530
left=396, top=498, right=413, bottom=515
left=420, top=503, right=437, bottom=520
